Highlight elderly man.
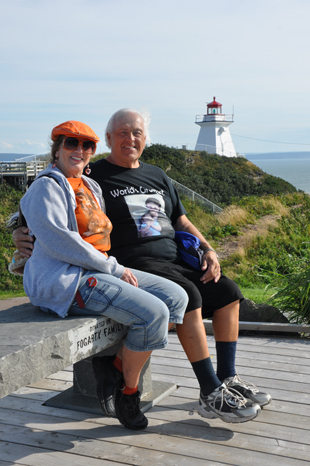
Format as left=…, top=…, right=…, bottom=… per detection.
left=14, top=109, right=271, bottom=424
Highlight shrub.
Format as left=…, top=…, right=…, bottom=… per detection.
left=268, top=262, right=310, bottom=324
left=0, top=183, right=24, bottom=292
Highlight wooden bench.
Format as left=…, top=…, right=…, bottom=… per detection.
left=0, top=299, right=176, bottom=414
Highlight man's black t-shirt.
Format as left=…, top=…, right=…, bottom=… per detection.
left=89, top=159, right=186, bottom=264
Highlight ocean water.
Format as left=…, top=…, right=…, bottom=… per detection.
left=0, top=153, right=34, bottom=162
left=246, top=153, right=310, bottom=193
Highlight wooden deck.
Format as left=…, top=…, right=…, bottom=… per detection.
left=0, top=161, right=46, bottom=189
left=0, top=331, right=309, bottom=466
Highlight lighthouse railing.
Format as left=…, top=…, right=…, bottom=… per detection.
left=169, top=177, right=222, bottom=214
left=195, top=114, right=234, bottom=123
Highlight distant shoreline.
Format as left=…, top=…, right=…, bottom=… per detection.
left=246, top=151, right=310, bottom=160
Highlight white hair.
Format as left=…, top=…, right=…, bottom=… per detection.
left=105, top=108, right=151, bottom=148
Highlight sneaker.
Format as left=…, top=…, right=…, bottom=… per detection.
left=223, top=374, right=272, bottom=407
left=197, top=383, right=261, bottom=423
left=115, top=389, right=148, bottom=430
left=92, top=355, right=124, bottom=417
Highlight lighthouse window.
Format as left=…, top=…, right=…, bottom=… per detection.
left=208, top=107, right=221, bottom=115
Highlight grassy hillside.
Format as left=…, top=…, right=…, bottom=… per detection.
left=181, top=192, right=310, bottom=286
left=140, top=144, right=297, bottom=205
left=0, top=147, right=302, bottom=298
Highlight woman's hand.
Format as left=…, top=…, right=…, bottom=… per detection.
left=120, top=268, right=138, bottom=287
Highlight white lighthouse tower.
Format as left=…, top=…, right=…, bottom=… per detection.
left=195, top=97, right=237, bottom=157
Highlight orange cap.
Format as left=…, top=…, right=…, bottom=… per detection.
left=51, top=120, right=100, bottom=143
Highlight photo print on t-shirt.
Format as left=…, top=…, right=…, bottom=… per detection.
left=124, top=193, right=174, bottom=238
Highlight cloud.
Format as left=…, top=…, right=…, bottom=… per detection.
left=22, top=140, right=46, bottom=148
left=0, top=142, right=14, bottom=149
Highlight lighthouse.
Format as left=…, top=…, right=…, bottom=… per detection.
left=195, top=97, right=237, bottom=157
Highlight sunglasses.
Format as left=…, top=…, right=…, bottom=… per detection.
left=63, top=137, right=97, bottom=154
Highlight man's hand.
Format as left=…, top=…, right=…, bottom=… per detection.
left=120, top=268, right=138, bottom=287
left=200, top=250, right=221, bottom=284
left=12, top=227, right=34, bottom=258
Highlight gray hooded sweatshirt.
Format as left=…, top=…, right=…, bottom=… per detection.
left=20, top=164, right=124, bottom=318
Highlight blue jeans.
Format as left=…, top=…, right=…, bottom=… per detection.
left=68, top=268, right=188, bottom=352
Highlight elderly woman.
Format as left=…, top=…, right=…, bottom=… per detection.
left=20, top=120, right=188, bottom=431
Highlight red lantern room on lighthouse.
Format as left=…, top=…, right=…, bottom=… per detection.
left=207, top=97, right=222, bottom=115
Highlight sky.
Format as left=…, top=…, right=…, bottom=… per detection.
left=1, top=0, right=310, bottom=156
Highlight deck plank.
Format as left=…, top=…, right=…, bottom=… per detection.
left=0, top=441, right=124, bottom=466
left=157, top=348, right=310, bottom=366
left=152, top=358, right=310, bottom=382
